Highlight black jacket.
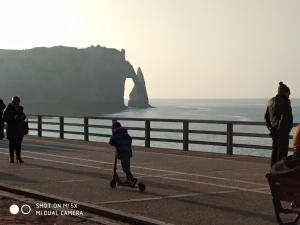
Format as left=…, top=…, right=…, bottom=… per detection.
left=265, top=95, right=293, bottom=135
left=3, top=104, right=26, bottom=139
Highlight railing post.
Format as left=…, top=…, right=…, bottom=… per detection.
left=84, top=117, right=89, bottom=141
left=37, top=115, right=42, bottom=137
left=227, top=123, right=233, bottom=155
left=145, top=120, right=150, bottom=148
left=59, top=117, right=64, bottom=139
left=183, top=121, right=189, bottom=151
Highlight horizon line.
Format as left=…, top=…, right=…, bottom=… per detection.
left=125, top=97, right=300, bottom=100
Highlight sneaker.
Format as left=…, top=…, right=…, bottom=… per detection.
left=130, top=178, right=137, bottom=187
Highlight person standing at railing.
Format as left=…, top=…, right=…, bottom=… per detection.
left=3, top=96, right=26, bottom=163
left=265, top=82, right=293, bottom=166
left=0, top=98, right=6, bottom=140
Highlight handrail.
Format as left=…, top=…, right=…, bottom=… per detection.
left=27, top=114, right=276, bottom=125
left=26, top=114, right=298, bottom=155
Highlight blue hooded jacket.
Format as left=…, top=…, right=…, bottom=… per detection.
left=109, top=127, right=132, bottom=158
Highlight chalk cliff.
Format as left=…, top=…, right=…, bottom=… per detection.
left=0, top=46, right=150, bottom=115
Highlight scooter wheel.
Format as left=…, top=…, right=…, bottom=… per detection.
left=110, top=179, right=116, bottom=188
left=138, top=182, right=146, bottom=192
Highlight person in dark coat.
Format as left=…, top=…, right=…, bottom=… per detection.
left=3, top=96, right=26, bottom=163
left=0, top=99, right=6, bottom=140
left=109, top=121, right=137, bottom=185
left=265, top=82, right=293, bottom=166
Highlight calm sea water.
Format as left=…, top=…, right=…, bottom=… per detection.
left=32, top=99, right=300, bottom=157
left=120, top=99, right=300, bottom=121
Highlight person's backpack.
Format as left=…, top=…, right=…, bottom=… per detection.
left=293, top=125, right=300, bottom=150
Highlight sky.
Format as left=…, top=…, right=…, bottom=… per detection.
left=0, top=0, right=299, bottom=99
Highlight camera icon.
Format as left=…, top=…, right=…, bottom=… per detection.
left=21, top=204, right=31, bottom=215
left=9, top=204, right=19, bottom=215
left=9, top=204, right=31, bottom=215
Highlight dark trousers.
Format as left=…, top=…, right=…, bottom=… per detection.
left=271, top=132, right=290, bottom=166
left=9, top=138, right=23, bottom=160
left=119, top=155, right=134, bottom=181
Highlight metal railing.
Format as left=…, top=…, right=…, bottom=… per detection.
left=27, top=114, right=297, bottom=155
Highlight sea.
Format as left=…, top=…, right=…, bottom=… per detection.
left=32, top=99, right=300, bottom=158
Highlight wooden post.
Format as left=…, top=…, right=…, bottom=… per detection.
left=38, top=115, right=42, bottom=137
left=227, top=123, right=233, bottom=155
left=183, top=121, right=189, bottom=151
left=145, top=120, right=150, bottom=148
left=59, top=117, right=64, bottom=139
left=84, top=117, right=89, bottom=141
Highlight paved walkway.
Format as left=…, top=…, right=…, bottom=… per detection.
left=0, top=136, right=277, bottom=225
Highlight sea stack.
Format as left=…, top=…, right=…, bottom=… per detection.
left=128, top=67, right=151, bottom=108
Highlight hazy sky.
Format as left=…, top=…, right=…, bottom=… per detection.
left=0, top=0, right=299, bottom=99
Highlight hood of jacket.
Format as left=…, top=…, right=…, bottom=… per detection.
left=114, top=127, right=128, bottom=135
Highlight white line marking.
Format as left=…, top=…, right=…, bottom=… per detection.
left=0, top=148, right=111, bottom=165
left=251, top=187, right=270, bottom=191
left=0, top=150, right=270, bottom=195
left=22, top=142, right=109, bottom=154
left=0, top=148, right=268, bottom=188
left=138, top=173, right=176, bottom=179
left=56, top=179, right=91, bottom=183
left=156, top=176, right=270, bottom=195
left=132, top=168, right=268, bottom=187
left=2, top=167, right=43, bottom=171
left=98, top=194, right=200, bottom=205
left=0, top=150, right=162, bottom=178
left=97, top=190, right=238, bottom=204
left=223, top=155, right=250, bottom=159
left=22, top=140, right=109, bottom=151
left=23, top=138, right=269, bottom=165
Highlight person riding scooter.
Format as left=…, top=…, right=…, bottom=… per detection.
left=109, top=121, right=137, bottom=186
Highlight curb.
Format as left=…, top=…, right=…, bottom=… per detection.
left=0, top=182, right=172, bottom=225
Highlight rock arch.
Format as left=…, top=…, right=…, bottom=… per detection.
left=127, top=67, right=150, bottom=108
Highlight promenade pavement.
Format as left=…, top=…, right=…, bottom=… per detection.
left=0, top=136, right=279, bottom=225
